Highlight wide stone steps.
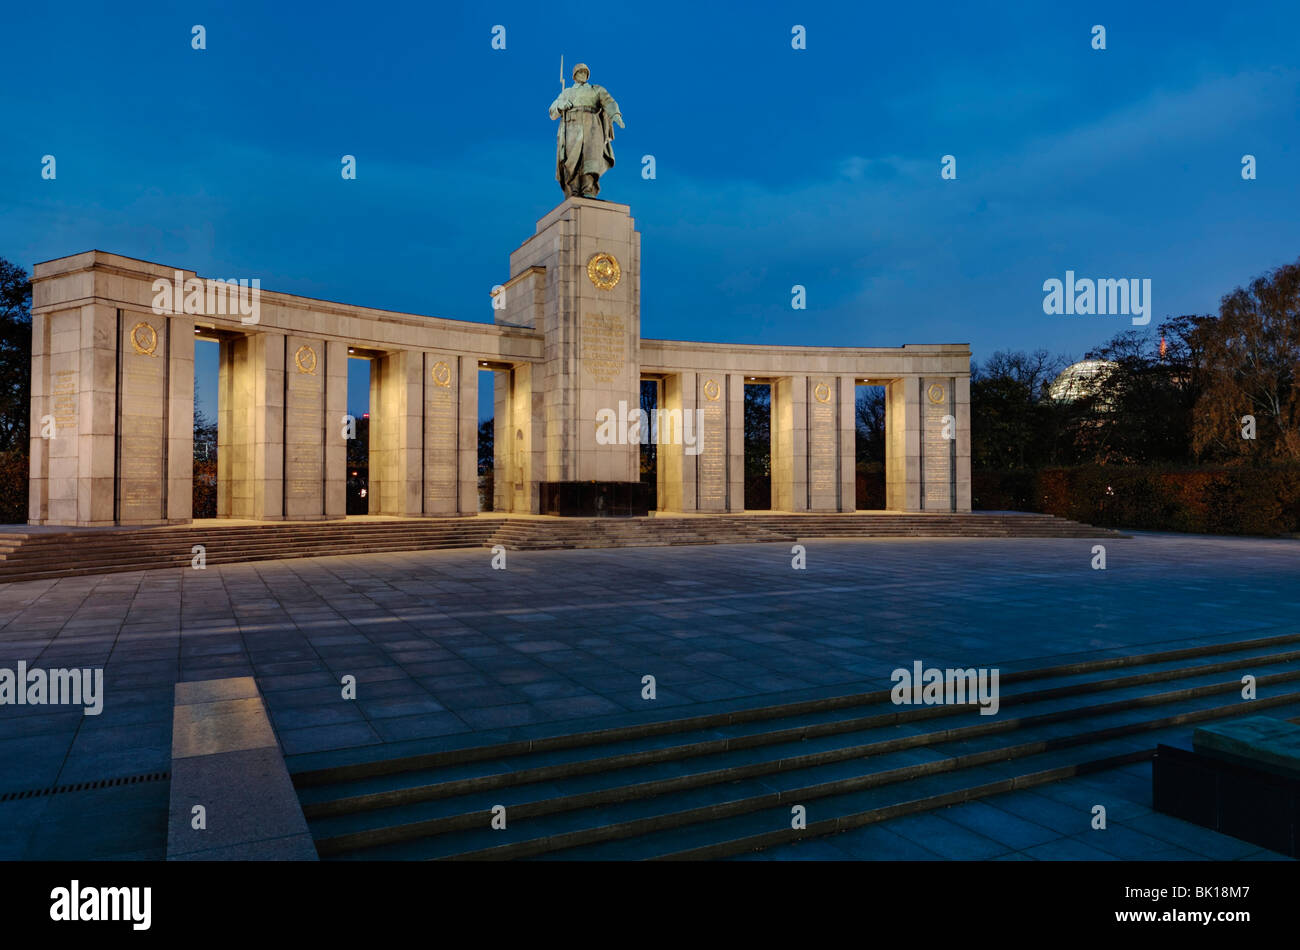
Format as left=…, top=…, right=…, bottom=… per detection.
left=0, top=513, right=1118, bottom=582
left=0, top=521, right=500, bottom=582
left=289, top=631, right=1300, bottom=860
left=484, top=513, right=1117, bottom=551
left=483, top=519, right=791, bottom=550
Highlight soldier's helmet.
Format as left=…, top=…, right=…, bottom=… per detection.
left=572, top=63, right=590, bottom=81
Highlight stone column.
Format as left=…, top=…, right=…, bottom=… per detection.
left=422, top=353, right=459, bottom=516
left=219, top=333, right=286, bottom=521
left=28, top=303, right=118, bottom=526
left=772, top=375, right=809, bottom=512
left=456, top=357, right=479, bottom=516
left=954, top=374, right=972, bottom=512
left=694, top=372, right=727, bottom=512
left=283, top=335, right=327, bottom=520
left=885, top=376, right=921, bottom=511
left=726, top=373, right=745, bottom=512
left=919, top=376, right=957, bottom=512
left=117, top=311, right=171, bottom=525
left=370, top=349, right=422, bottom=517
left=418, top=352, right=477, bottom=516
left=504, top=362, right=543, bottom=513
left=324, top=340, right=348, bottom=518
left=806, top=375, right=841, bottom=512
left=493, top=368, right=510, bottom=512
left=80, top=306, right=119, bottom=525
left=27, top=309, right=49, bottom=523
left=837, top=374, right=857, bottom=512
left=217, top=338, right=237, bottom=518
left=656, top=371, right=697, bottom=512
left=165, top=314, right=195, bottom=523
left=255, top=334, right=286, bottom=521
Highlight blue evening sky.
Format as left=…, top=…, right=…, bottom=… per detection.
left=3, top=1, right=1297, bottom=420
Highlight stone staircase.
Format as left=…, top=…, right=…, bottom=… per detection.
left=289, top=632, right=1300, bottom=860
left=485, top=516, right=793, bottom=550
left=0, top=512, right=1119, bottom=584
left=489, top=513, right=1119, bottom=552
left=0, top=520, right=500, bottom=584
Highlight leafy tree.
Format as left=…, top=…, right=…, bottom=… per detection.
left=1191, top=258, right=1300, bottom=461
left=0, top=259, right=32, bottom=453
left=1069, top=321, right=1205, bottom=464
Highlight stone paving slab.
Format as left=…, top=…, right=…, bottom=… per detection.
left=166, top=677, right=316, bottom=861
left=0, top=532, right=1297, bottom=860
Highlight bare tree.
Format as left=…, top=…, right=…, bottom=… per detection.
left=975, top=349, right=1070, bottom=400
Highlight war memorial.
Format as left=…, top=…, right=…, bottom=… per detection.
left=4, top=57, right=1297, bottom=916
left=25, top=64, right=971, bottom=529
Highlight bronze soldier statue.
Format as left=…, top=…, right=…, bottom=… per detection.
left=549, top=63, right=625, bottom=198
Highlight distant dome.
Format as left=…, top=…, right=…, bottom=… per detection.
left=1048, top=360, right=1118, bottom=403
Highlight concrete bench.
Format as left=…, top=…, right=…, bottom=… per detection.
left=166, top=677, right=318, bottom=860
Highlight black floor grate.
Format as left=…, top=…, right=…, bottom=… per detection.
left=0, top=771, right=169, bottom=802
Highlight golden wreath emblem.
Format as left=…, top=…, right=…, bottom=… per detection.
left=295, top=345, right=317, bottom=375
left=587, top=252, right=621, bottom=291
left=130, top=322, right=158, bottom=357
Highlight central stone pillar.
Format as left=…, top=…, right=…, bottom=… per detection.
left=498, top=198, right=644, bottom=515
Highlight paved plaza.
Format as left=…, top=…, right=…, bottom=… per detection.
left=1, top=531, right=1298, bottom=860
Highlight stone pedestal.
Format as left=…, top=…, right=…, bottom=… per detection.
left=497, top=198, right=642, bottom=513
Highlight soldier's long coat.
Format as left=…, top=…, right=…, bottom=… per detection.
left=550, top=82, right=619, bottom=195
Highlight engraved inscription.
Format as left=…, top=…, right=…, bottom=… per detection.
left=922, top=379, right=952, bottom=510
left=119, top=338, right=168, bottom=520
left=698, top=380, right=726, bottom=508
left=51, top=370, right=77, bottom=433
left=284, top=348, right=324, bottom=504
left=809, top=397, right=835, bottom=495
left=425, top=379, right=457, bottom=505
left=580, top=313, right=626, bottom=384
